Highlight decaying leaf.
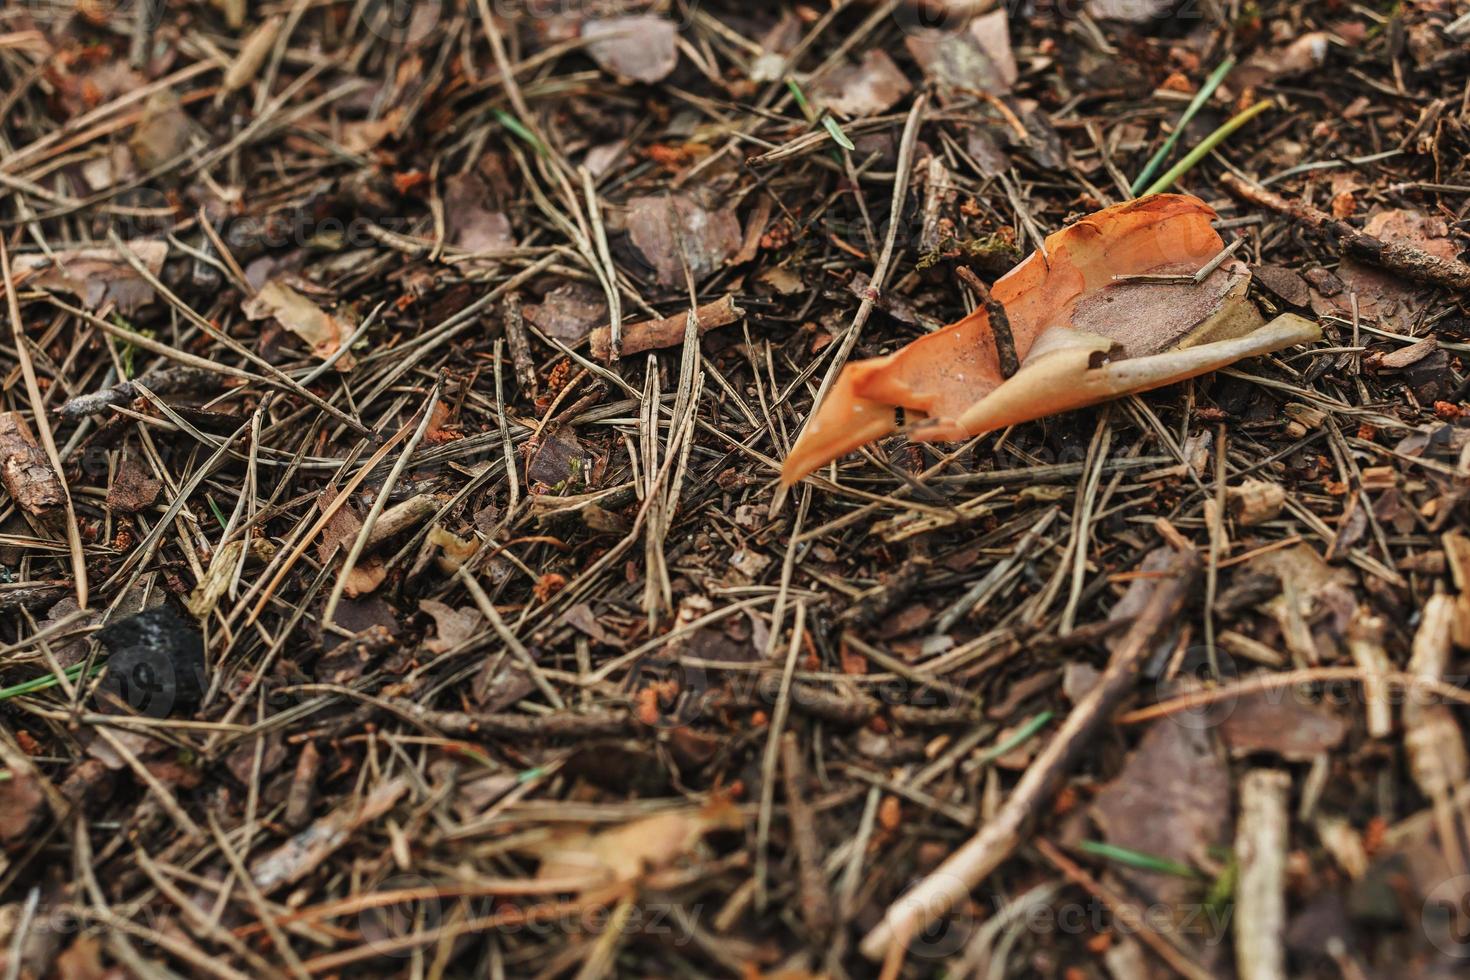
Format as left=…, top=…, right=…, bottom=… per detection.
left=443, top=171, right=514, bottom=255
left=583, top=15, right=679, bottom=84
left=524, top=282, right=608, bottom=344
left=13, top=240, right=167, bottom=314
left=812, top=50, right=912, bottom=117
left=129, top=90, right=192, bottom=170
left=0, top=412, right=64, bottom=515
left=105, top=455, right=162, bottom=514
left=625, top=194, right=742, bottom=288
left=316, top=490, right=385, bottom=597
left=904, top=8, right=1016, bottom=95
left=520, top=797, right=742, bottom=889
left=781, top=194, right=1322, bottom=484
left=1091, top=721, right=1230, bottom=908
left=243, top=280, right=356, bottom=369
left=1311, top=209, right=1460, bottom=326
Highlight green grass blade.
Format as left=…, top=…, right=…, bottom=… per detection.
left=1077, top=839, right=1201, bottom=879
left=1140, top=99, right=1273, bottom=197
left=975, top=710, right=1054, bottom=766
left=1131, top=57, right=1237, bottom=196
left=0, top=661, right=98, bottom=701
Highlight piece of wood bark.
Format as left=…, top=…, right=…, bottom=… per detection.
left=588, top=294, right=744, bottom=361
left=0, top=411, right=65, bottom=514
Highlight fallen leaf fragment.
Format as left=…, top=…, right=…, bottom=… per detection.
left=1218, top=694, right=1348, bottom=761
left=583, top=15, right=679, bottom=84
left=13, top=240, right=167, bottom=314
left=1312, top=209, right=1460, bottom=326
left=781, top=194, right=1322, bottom=485
left=626, top=194, right=742, bottom=287
left=443, top=171, right=514, bottom=255
left=521, top=796, right=742, bottom=890
left=105, top=455, right=162, bottom=514
left=0, top=411, right=64, bottom=515
left=0, top=738, right=48, bottom=848
left=243, top=280, right=356, bottom=369
left=130, top=90, right=192, bottom=170
left=524, top=282, right=608, bottom=344
left=812, top=50, right=912, bottom=117
left=1091, top=721, right=1230, bottom=908
left=315, top=490, right=385, bottom=596
left=904, top=8, right=1016, bottom=95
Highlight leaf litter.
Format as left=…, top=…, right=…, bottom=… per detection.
left=2, top=2, right=1470, bottom=978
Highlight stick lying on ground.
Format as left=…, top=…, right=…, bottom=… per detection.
left=1220, top=172, right=1470, bottom=292
left=859, top=529, right=1202, bottom=963
left=588, top=294, right=744, bottom=361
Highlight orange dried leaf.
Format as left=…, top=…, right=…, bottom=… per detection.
left=782, top=194, right=1321, bottom=485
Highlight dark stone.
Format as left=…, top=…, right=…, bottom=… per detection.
left=95, top=607, right=205, bottom=718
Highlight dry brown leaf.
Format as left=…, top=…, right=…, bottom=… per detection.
left=316, top=490, right=385, bottom=597
left=14, top=240, right=167, bottom=314
left=130, top=90, right=192, bottom=170
left=1091, top=722, right=1230, bottom=908
left=522, top=797, right=742, bottom=889
left=583, top=15, right=679, bottom=84
left=1312, top=209, right=1460, bottom=326
left=781, top=194, right=1321, bottom=484
left=812, top=50, right=912, bottom=117
left=105, top=455, right=162, bottom=514
left=626, top=194, right=742, bottom=287
left=444, top=171, right=514, bottom=255
left=0, top=739, right=48, bottom=848
left=243, top=280, right=356, bottom=369
left=903, top=8, right=1016, bottom=95
left=420, top=598, right=484, bottom=653
left=524, top=282, right=608, bottom=344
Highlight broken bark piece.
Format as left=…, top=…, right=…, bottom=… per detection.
left=106, top=456, right=163, bottom=514
left=0, top=411, right=64, bottom=514
left=251, top=777, right=407, bottom=892
left=1235, top=769, right=1291, bottom=980
left=1221, top=173, right=1470, bottom=292
left=588, top=294, right=744, bottom=360
left=782, top=194, right=1321, bottom=484
left=1227, top=478, right=1287, bottom=526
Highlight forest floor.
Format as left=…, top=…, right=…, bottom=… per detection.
left=2, top=0, right=1470, bottom=977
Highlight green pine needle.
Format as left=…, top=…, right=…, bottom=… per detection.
left=822, top=116, right=856, bottom=151
left=492, top=108, right=546, bottom=156
left=976, top=710, right=1054, bottom=766
left=0, top=661, right=99, bottom=702
left=1077, top=839, right=1201, bottom=879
